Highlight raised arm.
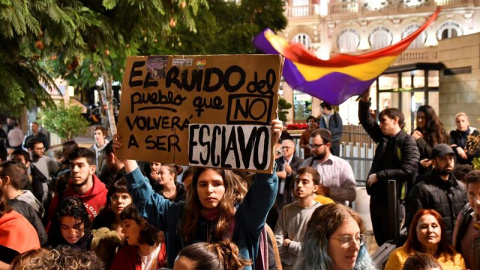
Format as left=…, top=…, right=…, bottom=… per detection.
left=358, top=89, right=383, bottom=143
left=112, top=135, right=181, bottom=231
left=236, top=120, right=281, bottom=237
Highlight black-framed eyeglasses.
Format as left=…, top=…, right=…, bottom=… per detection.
left=331, top=234, right=366, bottom=247
left=308, top=143, right=324, bottom=149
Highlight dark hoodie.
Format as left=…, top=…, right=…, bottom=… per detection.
left=48, top=174, right=108, bottom=224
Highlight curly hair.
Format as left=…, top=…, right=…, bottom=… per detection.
left=10, top=248, right=59, bottom=270
left=177, top=241, right=252, bottom=270
left=11, top=246, right=104, bottom=270
left=405, top=209, right=455, bottom=261
left=416, top=105, right=448, bottom=146
left=48, top=197, right=91, bottom=249
left=55, top=245, right=104, bottom=270
left=182, top=168, right=238, bottom=244
left=119, top=204, right=160, bottom=246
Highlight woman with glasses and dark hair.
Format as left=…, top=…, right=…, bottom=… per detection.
left=385, top=209, right=465, bottom=270
left=293, top=203, right=375, bottom=270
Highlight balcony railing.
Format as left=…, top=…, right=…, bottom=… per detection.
left=284, top=4, right=318, bottom=18
left=396, top=48, right=438, bottom=64
left=285, top=0, right=475, bottom=18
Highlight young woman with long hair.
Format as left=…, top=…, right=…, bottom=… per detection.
left=412, top=105, right=448, bottom=175
left=113, top=120, right=282, bottom=269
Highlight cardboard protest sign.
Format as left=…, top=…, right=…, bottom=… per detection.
left=116, top=55, right=282, bottom=173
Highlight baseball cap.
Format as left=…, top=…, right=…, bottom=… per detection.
left=430, top=144, right=455, bottom=159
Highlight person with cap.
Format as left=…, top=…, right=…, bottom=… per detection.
left=406, top=143, right=467, bottom=243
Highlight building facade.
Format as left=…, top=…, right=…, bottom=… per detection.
left=281, top=0, right=480, bottom=132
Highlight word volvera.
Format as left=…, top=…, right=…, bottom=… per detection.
left=188, top=124, right=271, bottom=170
left=125, top=115, right=190, bottom=131
left=128, top=61, right=277, bottom=96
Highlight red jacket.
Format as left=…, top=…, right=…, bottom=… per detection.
left=0, top=210, right=40, bottom=253
left=48, top=174, right=108, bottom=223
left=110, top=244, right=167, bottom=270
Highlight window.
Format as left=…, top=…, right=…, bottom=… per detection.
left=293, top=90, right=312, bottom=121
left=338, top=28, right=360, bottom=53
left=402, top=24, right=426, bottom=49
left=293, top=34, right=312, bottom=49
left=369, top=26, right=392, bottom=50
left=436, top=21, right=462, bottom=40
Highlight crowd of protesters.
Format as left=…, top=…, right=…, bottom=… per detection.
left=0, top=93, right=479, bottom=270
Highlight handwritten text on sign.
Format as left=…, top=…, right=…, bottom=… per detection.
left=116, top=55, right=282, bottom=173
left=189, top=124, right=272, bottom=170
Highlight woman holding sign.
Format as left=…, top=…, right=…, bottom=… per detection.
left=112, top=120, right=282, bottom=269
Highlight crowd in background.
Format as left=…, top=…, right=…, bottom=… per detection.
left=0, top=94, right=479, bottom=270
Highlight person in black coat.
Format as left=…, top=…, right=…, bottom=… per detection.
left=407, top=144, right=467, bottom=243
left=358, top=89, right=419, bottom=246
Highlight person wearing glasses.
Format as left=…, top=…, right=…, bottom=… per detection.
left=275, top=139, right=304, bottom=212
left=385, top=209, right=466, bottom=270
left=293, top=203, right=375, bottom=270
left=274, top=167, right=322, bottom=270
left=300, top=129, right=356, bottom=206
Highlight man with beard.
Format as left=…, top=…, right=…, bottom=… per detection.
left=27, top=139, right=59, bottom=209
left=359, top=90, right=419, bottom=246
left=407, top=144, right=467, bottom=243
left=48, top=147, right=107, bottom=223
left=300, top=129, right=356, bottom=205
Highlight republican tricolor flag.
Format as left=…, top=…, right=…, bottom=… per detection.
left=254, top=8, right=441, bottom=105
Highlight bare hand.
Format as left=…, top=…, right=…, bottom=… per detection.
left=412, top=130, right=423, bottom=140
left=360, top=88, right=370, bottom=102
left=283, top=238, right=291, bottom=247
left=419, top=159, right=432, bottom=168
left=276, top=171, right=287, bottom=179
left=457, top=147, right=467, bottom=159
left=150, top=172, right=161, bottom=181
left=112, top=134, right=123, bottom=154
left=367, top=174, right=378, bottom=187
left=285, top=163, right=292, bottom=175
left=271, top=119, right=283, bottom=145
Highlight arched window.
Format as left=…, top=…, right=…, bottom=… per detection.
left=369, top=26, right=392, bottom=50
left=402, top=23, right=426, bottom=49
left=436, top=21, right=462, bottom=40
left=293, top=33, right=312, bottom=49
left=338, top=28, right=360, bottom=53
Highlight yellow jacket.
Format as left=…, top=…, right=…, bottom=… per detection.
left=385, top=245, right=466, bottom=270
